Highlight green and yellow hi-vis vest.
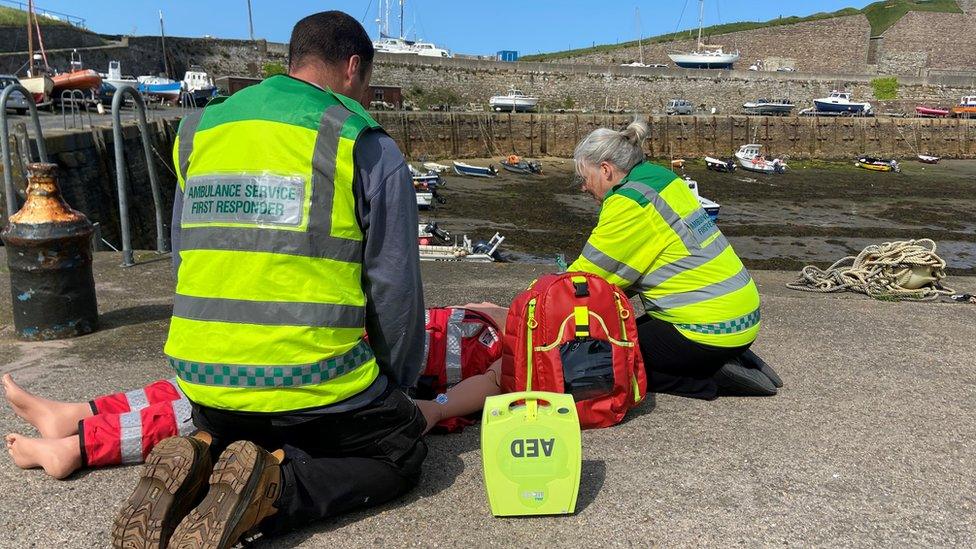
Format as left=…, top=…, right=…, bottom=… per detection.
left=165, top=75, right=383, bottom=413
left=569, top=161, right=760, bottom=348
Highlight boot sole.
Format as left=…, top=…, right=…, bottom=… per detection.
left=169, top=440, right=280, bottom=549
left=111, top=436, right=212, bottom=549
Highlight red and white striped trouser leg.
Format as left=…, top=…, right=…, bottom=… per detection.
left=82, top=379, right=195, bottom=467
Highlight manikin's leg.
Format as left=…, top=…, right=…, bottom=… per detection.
left=2, top=374, right=92, bottom=439
left=5, top=433, right=81, bottom=479
left=415, top=361, right=502, bottom=433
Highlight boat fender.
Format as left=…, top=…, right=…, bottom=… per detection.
left=894, top=265, right=938, bottom=290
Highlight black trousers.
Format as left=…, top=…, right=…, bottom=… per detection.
left=636, top=314, right=751, bottom=400
left=190, top=385, right=427, bottom=535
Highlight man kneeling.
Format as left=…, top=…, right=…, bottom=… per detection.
left=113, top=11, right=428, bottom=548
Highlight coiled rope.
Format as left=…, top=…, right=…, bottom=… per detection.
left=786, top=239, right=955, bottom=301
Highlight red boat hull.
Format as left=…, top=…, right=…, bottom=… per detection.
left=51, top=69, right=102, bottom=92
left=915, top=106, right=949, bottom=117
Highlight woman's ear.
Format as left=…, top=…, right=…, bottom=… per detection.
left=600, top=161, right=613, bottom=181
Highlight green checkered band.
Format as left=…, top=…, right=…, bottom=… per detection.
left=675, top=310, right=761, bottom=335
left=169, top=340, right=373, bottom=388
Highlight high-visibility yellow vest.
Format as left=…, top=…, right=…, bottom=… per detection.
left=164, top=75, right=382, bottom=413
left=569, top=161, right=760, bottom=347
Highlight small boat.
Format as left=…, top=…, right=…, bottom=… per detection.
left=137, top=75, right=182, bottom=102
left=453, top=161, right=498, bottom=177
left=419, top=233, right=505, bottom=262
left=51, top=50, right=101, bottom=93
left=742, top=99, right=795, bottom=116
left=183, top=67, right=218, bottom=106
left=488, top=87, right=538, bottom=112
left=418, top=221, right=452, bottom=246
left=410, top=165, right=445, bottom=209
left=917, top=154, right=940, bottom=164
left=667, top=1, right=739, bottom=69
left=813, top=90, right=872, bottom=115
left=102, top=61, right=138, bottom=91
left=915, top=105, right=950, bottom=118
left=20, top=73, right=54, bottom=104
left=704, top=156, right=736, bottom=173
left=684, top=177, right=720, bottom=221
left=735, top=144, right=787, bottom=174
left=950, top=95, right=976, bottom=118
left=422, top=162, right=450, bottom=173
left=500, top=155, right=543, bottom=174
left=855, top=156, right=900, bottom=172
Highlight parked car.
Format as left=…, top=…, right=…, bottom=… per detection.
left=0, top=75, right=30, bottom=115
left=666, top=99, right=693, bottom=115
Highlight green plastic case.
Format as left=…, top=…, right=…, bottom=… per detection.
left=480, top=391, right=582, bottom=516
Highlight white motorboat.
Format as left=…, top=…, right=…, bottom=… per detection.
left=489, top=87, right=538, bottom=112
left=735, top=144, right=787, bottom=174
left=813, top=90, right=872, bottom=115
left=667, top=0, right=739, bottom=69
left=419, top=233, right=505, bottom=263
left=373, top=36, right=415, bottom=54
left=372, top=1, right=451, bottom=58
left=411, top=41, right=451, bottom=58
left=102, top=60, right=138, bottom=90
left=684, top=177, right=721, bottom=221
left=742, top=99, right=795, bottom=116
left=422, top=162, right=450, bottom=173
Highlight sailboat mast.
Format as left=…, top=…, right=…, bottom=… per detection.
left=399, top=0, right=404, bottom=39
left=697, top=0, right=704, bottom=49
left=636, top=7, right=643, bottom=65
left=26, top=0, right=33, bottom=74
left=159, top=10, right=169, bottom=78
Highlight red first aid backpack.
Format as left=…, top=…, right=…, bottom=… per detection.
left=414, top=307, right=503, bottom=432
left=501, top=272, right=647, bottom=429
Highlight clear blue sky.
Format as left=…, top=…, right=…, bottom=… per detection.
left=33, top=0, right=875, bottom=55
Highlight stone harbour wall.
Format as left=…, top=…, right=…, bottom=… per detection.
left=373, top=111, right=976, bottom=161
left=371, top=55, right=972, bottom=116
left=878, top=11, right=976, bottom=73
left=538, top=15, right=873, bottom=75
left=0, top=119, right=178, bottom=250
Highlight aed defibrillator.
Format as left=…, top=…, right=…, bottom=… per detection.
left=480, top=391, right=582, bottom=516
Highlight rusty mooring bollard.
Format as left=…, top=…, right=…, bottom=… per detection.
left=1, top=162, right=98, bottom=340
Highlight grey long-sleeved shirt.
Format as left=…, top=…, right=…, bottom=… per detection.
left=170, top=128, right=425, bottom=413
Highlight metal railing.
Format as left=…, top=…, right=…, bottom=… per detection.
left=1, top=85, right=48, bottom=218
left=111, top=86, right=168, bottom=266
left=0, top=0, right=86, bottom=28
left=60, top=89, right=92, bottom=130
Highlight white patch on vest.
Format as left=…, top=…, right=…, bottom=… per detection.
left=479, top=326, right=499, bottom=348
left=182, top=173, right=306, bottom=227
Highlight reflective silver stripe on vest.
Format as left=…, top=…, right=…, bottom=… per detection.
left=124, top=388, right=149, bottom=411
left=421, top=309, right=431, bottom=369
left=675, top=309, right=760, bottom=335
left=581, top=242, right=643, bottom=284
left=119, top=410, right=143, bottom=464
left=644, top=267, right=753, bottom=311
left=173, top=294, right=364, bottom=328
left=445, top=308, right=465, bottom=385
left=177, top=111, right=204, bottom=183
left=177, top=104, right=364, bottom=264
left=635, top=234, right=731, bottom=291
left=169, top=339, right=374, bottom=388
left=618, top=181, right=707, bottom=252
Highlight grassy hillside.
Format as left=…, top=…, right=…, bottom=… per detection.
left=0, top=5, right=71, bottom=26
left=522, top=0, right=962, bottom=62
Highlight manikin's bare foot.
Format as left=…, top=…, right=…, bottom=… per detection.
left=5, top=433, right=82, bottom=479
left=2, top=374, right=91, bottom=439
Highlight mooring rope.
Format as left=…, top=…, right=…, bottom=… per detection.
left=786, top=239, right=955, bottom=301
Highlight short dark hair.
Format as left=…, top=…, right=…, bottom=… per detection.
left=288, top=11, right=374, bottom=77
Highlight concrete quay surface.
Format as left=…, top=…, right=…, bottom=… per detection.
left=1, top=250, right=974, bottom=547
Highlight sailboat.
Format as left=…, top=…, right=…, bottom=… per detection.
left=137, top=10, right=181, bottom=102
left=667, top=0, right=739, bottom=69
left=372, top=0, right=451, bottom=58
left=20, top=0, right=54, bottom=104
left=621, top=8, right=650, bottom=68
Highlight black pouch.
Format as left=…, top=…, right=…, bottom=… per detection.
left=560, top=339, right=615, bottom=401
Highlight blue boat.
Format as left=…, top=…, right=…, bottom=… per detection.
left=137, top=76, right=181, bottom=101
left=813, top=91, right=872, bottom=115
left=453, top=161, right=498, bottom=178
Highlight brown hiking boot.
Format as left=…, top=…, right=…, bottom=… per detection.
left=167, top=440, right=283, bottom=549
left=111, top=433, right=214, bottom=549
